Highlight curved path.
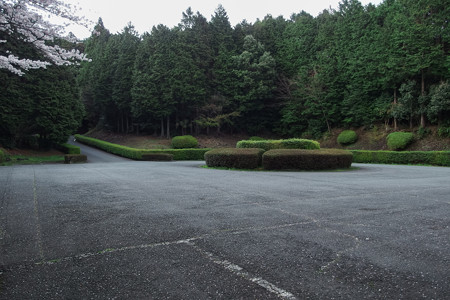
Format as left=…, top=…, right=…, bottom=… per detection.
left=0, top=157, right=449, bottom=299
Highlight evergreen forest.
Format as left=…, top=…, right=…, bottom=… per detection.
left=1, top=0, right=450, bottom=147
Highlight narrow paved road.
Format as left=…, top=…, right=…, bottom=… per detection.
left=0, top=152, right=449, bottom=298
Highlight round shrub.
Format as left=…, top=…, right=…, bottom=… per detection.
left=386, top=132, right=414, bottom=151
left=337, top=130, right=358, bottom=145
left=262, top=149, right=353, bottom=170
left=205, top=148, right=265, bottom=169
left=236, top=138, right=320, bottom=151
left=171, top=135, right=198, bottom=149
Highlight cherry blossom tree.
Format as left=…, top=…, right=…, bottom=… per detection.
left=0, top=0, right=90, bottom=75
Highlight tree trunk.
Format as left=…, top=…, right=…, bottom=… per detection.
left=161, top=118, right=164, bottom=137
left=420, top=69, right=426, bottom=128
left=393, top=88, right=398, bottom=130
left=166, top=115, right=170, bottom=139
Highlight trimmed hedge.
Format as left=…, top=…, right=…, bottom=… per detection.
left=237, top=138, right=320, bottom=151
left=74, top=134, right=210, bottom=160
left=386, top=132, right=414, bottom=151
left=74, top=134, right=143, bottom=159
left=64, top=154, right=87, bottom=164
left=141, top=153, right=173, bottom=161
left=56, top=143, right=81, bottom=154
left=337, top=130, right=358, bottom=145
left=351, top=150, right=450, bottom=166
left=171, top=135, right=198, bottom=149
left=205, top=148, right=265, bottom=169
left=263, top=149, right=353, bottom=170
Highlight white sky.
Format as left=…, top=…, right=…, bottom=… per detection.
left=65, top=0, right=383, bottom=38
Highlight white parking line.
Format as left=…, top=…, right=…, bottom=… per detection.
left=185, top=240, right=297, bottom=300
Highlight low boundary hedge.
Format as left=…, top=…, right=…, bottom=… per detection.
left=263, top=149, right=353, bottom=170
left=205, top=148, right=265, bottom=169
left=74, top=134, right=210, bottom=160
left=56, top=143, right=81, bottom=154
left=237, top=138, right=320, bottom=151
left=141, top=153, right=173, bottom=161
left=351, top=150, right=450, bottom=166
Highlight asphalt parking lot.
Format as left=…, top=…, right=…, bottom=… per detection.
left=0, top=144, right=449, bottom=299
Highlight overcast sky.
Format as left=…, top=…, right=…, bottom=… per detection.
left=65, top=0, right=383, bottom=38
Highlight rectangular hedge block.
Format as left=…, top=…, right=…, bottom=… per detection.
left=57, top=143, right=81, bottom=154
left=263, top=149, right=353, bottom=170
left=64, top=154, right=87, bottom=164
left=205, top=148, right=265, bottom=169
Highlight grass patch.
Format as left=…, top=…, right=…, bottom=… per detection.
left=1, top=155, right=64, bottom=166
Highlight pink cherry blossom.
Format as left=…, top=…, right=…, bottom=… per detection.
left=0, top=0, right=90, bottom=75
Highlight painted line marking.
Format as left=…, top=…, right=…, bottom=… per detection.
left=186, top=240, right=297, bottom=300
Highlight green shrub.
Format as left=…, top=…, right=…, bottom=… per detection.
left=386, top=132, right=414, bottom=150
left=64, top=154, right=87, bottom=164
left=141, top=153, right=173, bottom=161
left=75, top=134, right=209, bottom=161
left=56, top=143, right=81, bottom=154
left=0, top=149, right=6, bottom=163
left=351, top=150, right=450, bottom=166
left=171, top=135, right=198, bottom=149
left=263, top=149, right=353, bottom=170
left=236, top=138, right=320, bottom=151
left=438, top=126, right=450, bottom=138
left=205, top=148, right=265, bottom=169
left=249, top=136, right=265, bottom=141
left=337, top=130, right=358, bottom=145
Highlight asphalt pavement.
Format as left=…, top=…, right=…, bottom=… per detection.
left=0, top=144, right=449, bottom=299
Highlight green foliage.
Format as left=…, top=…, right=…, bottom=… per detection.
left=205, top=148, right=265, bottom=169
left=0, top=149, right=6, bottom=163
left=351, top=150, right=450, bottom=167
left=56, top=143, right=81, bottom=154
left=1, top=155, right=64, bottom=166
left=337, top=130, right=358, bottom=145
left=236, top=138, right=320, bottom=151
left=386, top=132, right=415, bottom=151
left=75, top=2, right=450, bottom=138
left=64, top=154, right=87, bottom=164
left=262, top=149, right=353, bottom=170
left=438, top=126, right=450, bottom=138
left=141, top=153, right=174, bottom=161
left=171, top=135, right=198, bottom=149
left=0, top=65, right=84, bottom=147
left=75, top=134, right=209, bottom=160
